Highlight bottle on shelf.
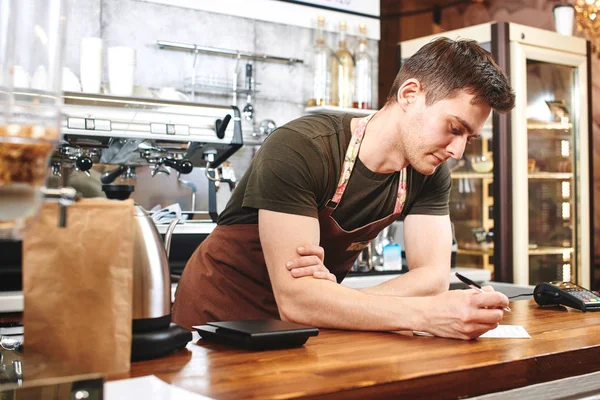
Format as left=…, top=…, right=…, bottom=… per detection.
left=328, top=20, right=354, bottom=108
left=383, top=239, right=402, bottom=271
left=307, top=16, right=331, bottom=107
left=353, top=24, right=373, bottom=110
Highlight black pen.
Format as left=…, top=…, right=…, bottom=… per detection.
left=455, top=272, right=511, bottom=312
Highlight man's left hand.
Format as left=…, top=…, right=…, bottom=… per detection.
left=286, top=245, right=337, bottom=283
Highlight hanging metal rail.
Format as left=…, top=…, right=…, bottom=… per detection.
left=156, top=40, right=304, bottom=65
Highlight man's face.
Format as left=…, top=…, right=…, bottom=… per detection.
left=401, top=90, right=492, bottom=176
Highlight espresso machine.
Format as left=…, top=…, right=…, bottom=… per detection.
left=55, top=92, right=242, bottom=218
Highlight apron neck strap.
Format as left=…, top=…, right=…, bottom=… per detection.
left=328, top=113, right=408, bottom=215
left=330, top=114, right=374, bottom=206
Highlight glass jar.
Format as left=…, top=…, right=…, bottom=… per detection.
left=0, top=0, right=68, bottom=240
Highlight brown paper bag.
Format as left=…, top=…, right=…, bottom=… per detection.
left=22, top=198, right=134, bottom=374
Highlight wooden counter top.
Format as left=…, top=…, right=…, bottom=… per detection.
left=115, top=300, right=600, bottom=399
left=3, top=300, right=600, bottom=399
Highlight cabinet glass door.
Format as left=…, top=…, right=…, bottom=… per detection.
left=526, top=61, right=576, bottom=284
left=450, top=114, right=494, bottom=272
left=511, top=40, right=590, bottom=286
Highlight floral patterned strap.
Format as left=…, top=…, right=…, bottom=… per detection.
left=331, top=113, right=407, bottom=215
left=394, top=168, right=407, bottom=214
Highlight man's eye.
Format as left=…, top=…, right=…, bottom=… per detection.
left=450, top=124, right=461, bottom=134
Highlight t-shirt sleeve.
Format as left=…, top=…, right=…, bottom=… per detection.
left=241, top=128, right=326, bottom=218
left=407, top=162, right=451, bottom=216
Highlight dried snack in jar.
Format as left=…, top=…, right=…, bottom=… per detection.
left=0, top=125, right=56, bottom=186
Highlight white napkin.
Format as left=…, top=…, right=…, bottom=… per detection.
left=150, top=203, right=188, bottom=224
left=105, top=375, right=213, bottom=400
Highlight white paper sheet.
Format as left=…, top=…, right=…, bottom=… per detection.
left=412, top=325, right=531, bottom=339
left=105, top=375, right=214, bottom=400
left=480, top=325, right=531, bottom=339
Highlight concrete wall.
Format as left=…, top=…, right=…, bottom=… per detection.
left=65, top=0, right=379, bottom=197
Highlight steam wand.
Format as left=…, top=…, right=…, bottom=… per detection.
left=203, top=151, right=237, bottom=191
left=41, top=187, right=80, bottom=227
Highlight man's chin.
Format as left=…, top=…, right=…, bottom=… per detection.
left=414, top=163, right=438, bottom=176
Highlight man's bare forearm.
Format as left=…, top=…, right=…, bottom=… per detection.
left=277, top=276, right=429, bottom=331
left=361, top=214, right=453, bottom=297
left=356, top=267, right=449, bottom=297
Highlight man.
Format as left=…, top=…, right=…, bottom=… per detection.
left=173, top=38, right=515, bottom=340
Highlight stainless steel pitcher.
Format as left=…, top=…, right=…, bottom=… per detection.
left=132, top=205, right=178, bottom=333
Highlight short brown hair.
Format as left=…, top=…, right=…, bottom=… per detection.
left=387, top=37, right=515, bottom=113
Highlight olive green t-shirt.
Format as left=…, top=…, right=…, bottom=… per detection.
left=218, top=113, right=450, bottom=230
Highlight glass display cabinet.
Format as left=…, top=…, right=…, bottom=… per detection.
left=398, top=23, right=592, bottom=287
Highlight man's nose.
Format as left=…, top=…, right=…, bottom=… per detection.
left=447, top=135, right=467, bottom=160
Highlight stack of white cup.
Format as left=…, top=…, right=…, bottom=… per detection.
left=107, top=46, right=136, bottom=96
left=80, top=37, right=103, bottom=94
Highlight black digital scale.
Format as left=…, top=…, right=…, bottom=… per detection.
left=194, top=319, right=319, bottom=350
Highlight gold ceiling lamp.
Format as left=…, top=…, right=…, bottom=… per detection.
left=574, top=0, right=600, bottom=55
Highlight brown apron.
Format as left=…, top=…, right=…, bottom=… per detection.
left=172, top=114, right=408, bottom=329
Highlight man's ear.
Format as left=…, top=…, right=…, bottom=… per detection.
left=396, top=79, right=422, bottom=111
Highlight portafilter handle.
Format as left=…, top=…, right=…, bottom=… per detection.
left=101, top=165, right=127, bottom=184
left=163, top=158, right=193, bottom=174
left=163, top=218, right=180, bottom=258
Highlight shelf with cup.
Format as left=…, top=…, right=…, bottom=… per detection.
left=457, top=244, right=572, bottom=257
left=527, top=129, right=572, bottom=139
left=304, top=105, right=377, bottom=116
left=527, top=121, right=573, bottom=130
left=528, top=246, right=574, bottom=256
left=457, top=247, right=494, bottom=256
left=528, top=172, right=573, bottom=180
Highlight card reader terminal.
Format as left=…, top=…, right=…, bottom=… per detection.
left=534, top=281, right=600, bottom=312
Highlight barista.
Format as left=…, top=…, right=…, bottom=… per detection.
left=173, top=38, right=515, bottom=340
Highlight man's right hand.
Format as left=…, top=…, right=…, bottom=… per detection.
left=419, top=288, right=509, bottom=340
